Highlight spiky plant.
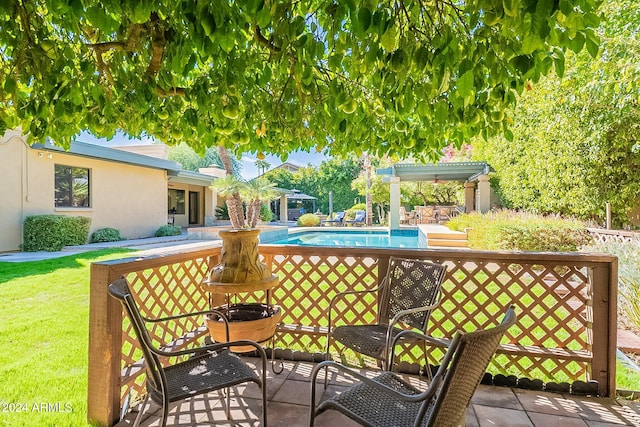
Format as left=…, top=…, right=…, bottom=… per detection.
left=242, top=178, right=280, bottom=228
left=210, top=175, right=247, bottom=228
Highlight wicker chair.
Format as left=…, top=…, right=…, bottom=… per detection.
left=108, top=278, right=268, bottom=427
left=310, top=306, right=517, bottom=427
left=326, top=257, right=447, bottom=371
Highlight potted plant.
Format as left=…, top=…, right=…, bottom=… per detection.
left=203, top=175, right=282, bottom=351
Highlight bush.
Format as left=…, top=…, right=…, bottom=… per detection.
left=90, top=227, right=125, bottom=243
left=215, top=204, right=230, bottom=220
left=23, top=215, right=91, bottom=251
left=296, top=213, right=321, bottom=227
left=155, top=225, right=182, bottom=237
left=586, top=240, right=640, bottom=332
left=447, top=210, right=592, bottom=252
left=260, top=204, right=274, bottom=222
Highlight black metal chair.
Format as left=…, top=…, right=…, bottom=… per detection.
left=108, top=278, right=268, bottom=427
left=310, top=306, right=517, bottom=427
left=326, top=257, right=448, bottom=372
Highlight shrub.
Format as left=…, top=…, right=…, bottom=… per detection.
left=448, top=210, right=592, bottom=252
left=296, top=213, right=321, bottom=227
left=260, top=204, right=274, bottom=222
left=90, top=228, right=125, bottom=243
left=155, top=225, right=182, bottom=237
left=586, top=240, right=640, bottom=332
left=23, top=215, right=91, bottom=251
left=215, top=204, right=230, bottom=220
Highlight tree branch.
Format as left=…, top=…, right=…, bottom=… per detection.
left=253, top=24, right=281, bottom=54
left=156, top=86, right=186, bottom=97
left=146, top=14, right=165, bottom=77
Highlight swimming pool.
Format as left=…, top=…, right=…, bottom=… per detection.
left=270, top=230, right=422, bottom=248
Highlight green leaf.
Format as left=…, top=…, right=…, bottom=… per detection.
left=535, top=0, right=555, bottom=18
left=569, top=32, right=585, bottom=53
left=585, top=30, right=600, bottom=58
left=503, top=0, right=519, bottom=17
left=380, top=24, right=398, bottom=52
left=553, top=51, right=565, bottom=77
left=457, top=70, right=475, bottom=98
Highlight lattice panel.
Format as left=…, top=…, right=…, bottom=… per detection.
left=112, top=246, right=606, bottom=406
left=257, top=249, right=595, bottom=383
left=118, top=256, right=211, bottom=404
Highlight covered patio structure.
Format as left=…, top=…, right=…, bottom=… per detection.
left=274, top=188, right=317, bottom=222
left=377, top=161, right=493, bottom=229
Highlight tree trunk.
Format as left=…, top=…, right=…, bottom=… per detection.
left=218, top=145, right=245, bottom=228
left=364, top=153, right=373, bottom=226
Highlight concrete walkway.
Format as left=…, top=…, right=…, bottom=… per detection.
left=0, top=232, right=214, bottom=262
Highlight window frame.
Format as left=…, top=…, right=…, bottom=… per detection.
left=54, top=164, right=91, bottom=208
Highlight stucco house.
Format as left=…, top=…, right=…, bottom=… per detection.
left=0, top=129, right=223, bottom=253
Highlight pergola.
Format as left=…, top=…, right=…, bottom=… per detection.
left=377, top=161, right=493, bottom=229
left=274, top=188, right=317, bottom=222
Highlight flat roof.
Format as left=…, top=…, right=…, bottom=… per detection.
left=32, top=140, right=219, bottom=185
left=377, top=161, right=492, bottom=182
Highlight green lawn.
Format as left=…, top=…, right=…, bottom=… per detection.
left=0, top=249, right=132, bottom=427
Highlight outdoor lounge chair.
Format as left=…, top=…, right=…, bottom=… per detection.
left=108, top=278, right=268, bottom=427
left=326, top=257, right=447, bottom=371
left=310, top=306, right=517, bottom=427
left=344, top=210, right=366, bottom=226
left=322, top=211, right=346, bottom=226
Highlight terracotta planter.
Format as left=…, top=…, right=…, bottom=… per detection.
left=205, top=304, right=282, bottom=353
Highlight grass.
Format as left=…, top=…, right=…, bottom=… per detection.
left=0, top=249, right=132, bottom=427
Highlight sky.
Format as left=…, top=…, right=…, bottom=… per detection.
left=77, top=131, right=329, bottom=179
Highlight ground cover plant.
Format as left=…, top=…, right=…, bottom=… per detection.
left=0, top=249, right=132, bottom=427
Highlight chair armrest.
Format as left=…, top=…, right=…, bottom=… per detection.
left=311, top=360, right=439, bottom=403
left=388, top=329, right=453, bottom=369
left=383, top=301, right=441, bottom=364
left=146, top=338, right=268, bottom=361
left=141, top=308, right=229, bottom=324
left=328, top=287, right=381, bottom=330
left=138, top=308, right=232, bottom=351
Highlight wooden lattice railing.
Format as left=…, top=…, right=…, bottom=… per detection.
left=588, top=227, right=639, bottom=244
left=88, top=244, right=617, bottom=426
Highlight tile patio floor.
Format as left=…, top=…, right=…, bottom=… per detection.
left=115, top=358, right=640, bottom=427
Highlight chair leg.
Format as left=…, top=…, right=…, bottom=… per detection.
left=132, top=394, right=150, bottom=427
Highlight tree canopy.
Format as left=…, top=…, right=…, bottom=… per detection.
left=167, top=142, right=241, bottom=173
left=0, top=0, right=600, bottom=160
left=474, top=0, right=640, bottom=225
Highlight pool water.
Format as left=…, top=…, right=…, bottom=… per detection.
left=271, top=230, right=420, bottom=248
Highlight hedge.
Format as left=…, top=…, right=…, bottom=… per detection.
left=23, top=215, right=91, bottom=252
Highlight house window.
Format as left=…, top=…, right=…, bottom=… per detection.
left=168, top=189, right=185, bottom=214
left=55, top=165, right=90, bottom=208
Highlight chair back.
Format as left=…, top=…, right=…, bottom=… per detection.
left=108, top=278, right=165, bottom=397
left=335, top=211, right=345, bottom=221
left=423, top=306, right=517, bottom=427
left=353, top=210, right=365, bottom=221
left=419, top=206, right=435, bottom=216
left=378, top=257, right=447, bottom=331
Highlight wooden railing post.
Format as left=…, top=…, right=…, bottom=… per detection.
left=87, top=263, right=123, bottom=427
left=589, top=261, right=618, bottom=397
